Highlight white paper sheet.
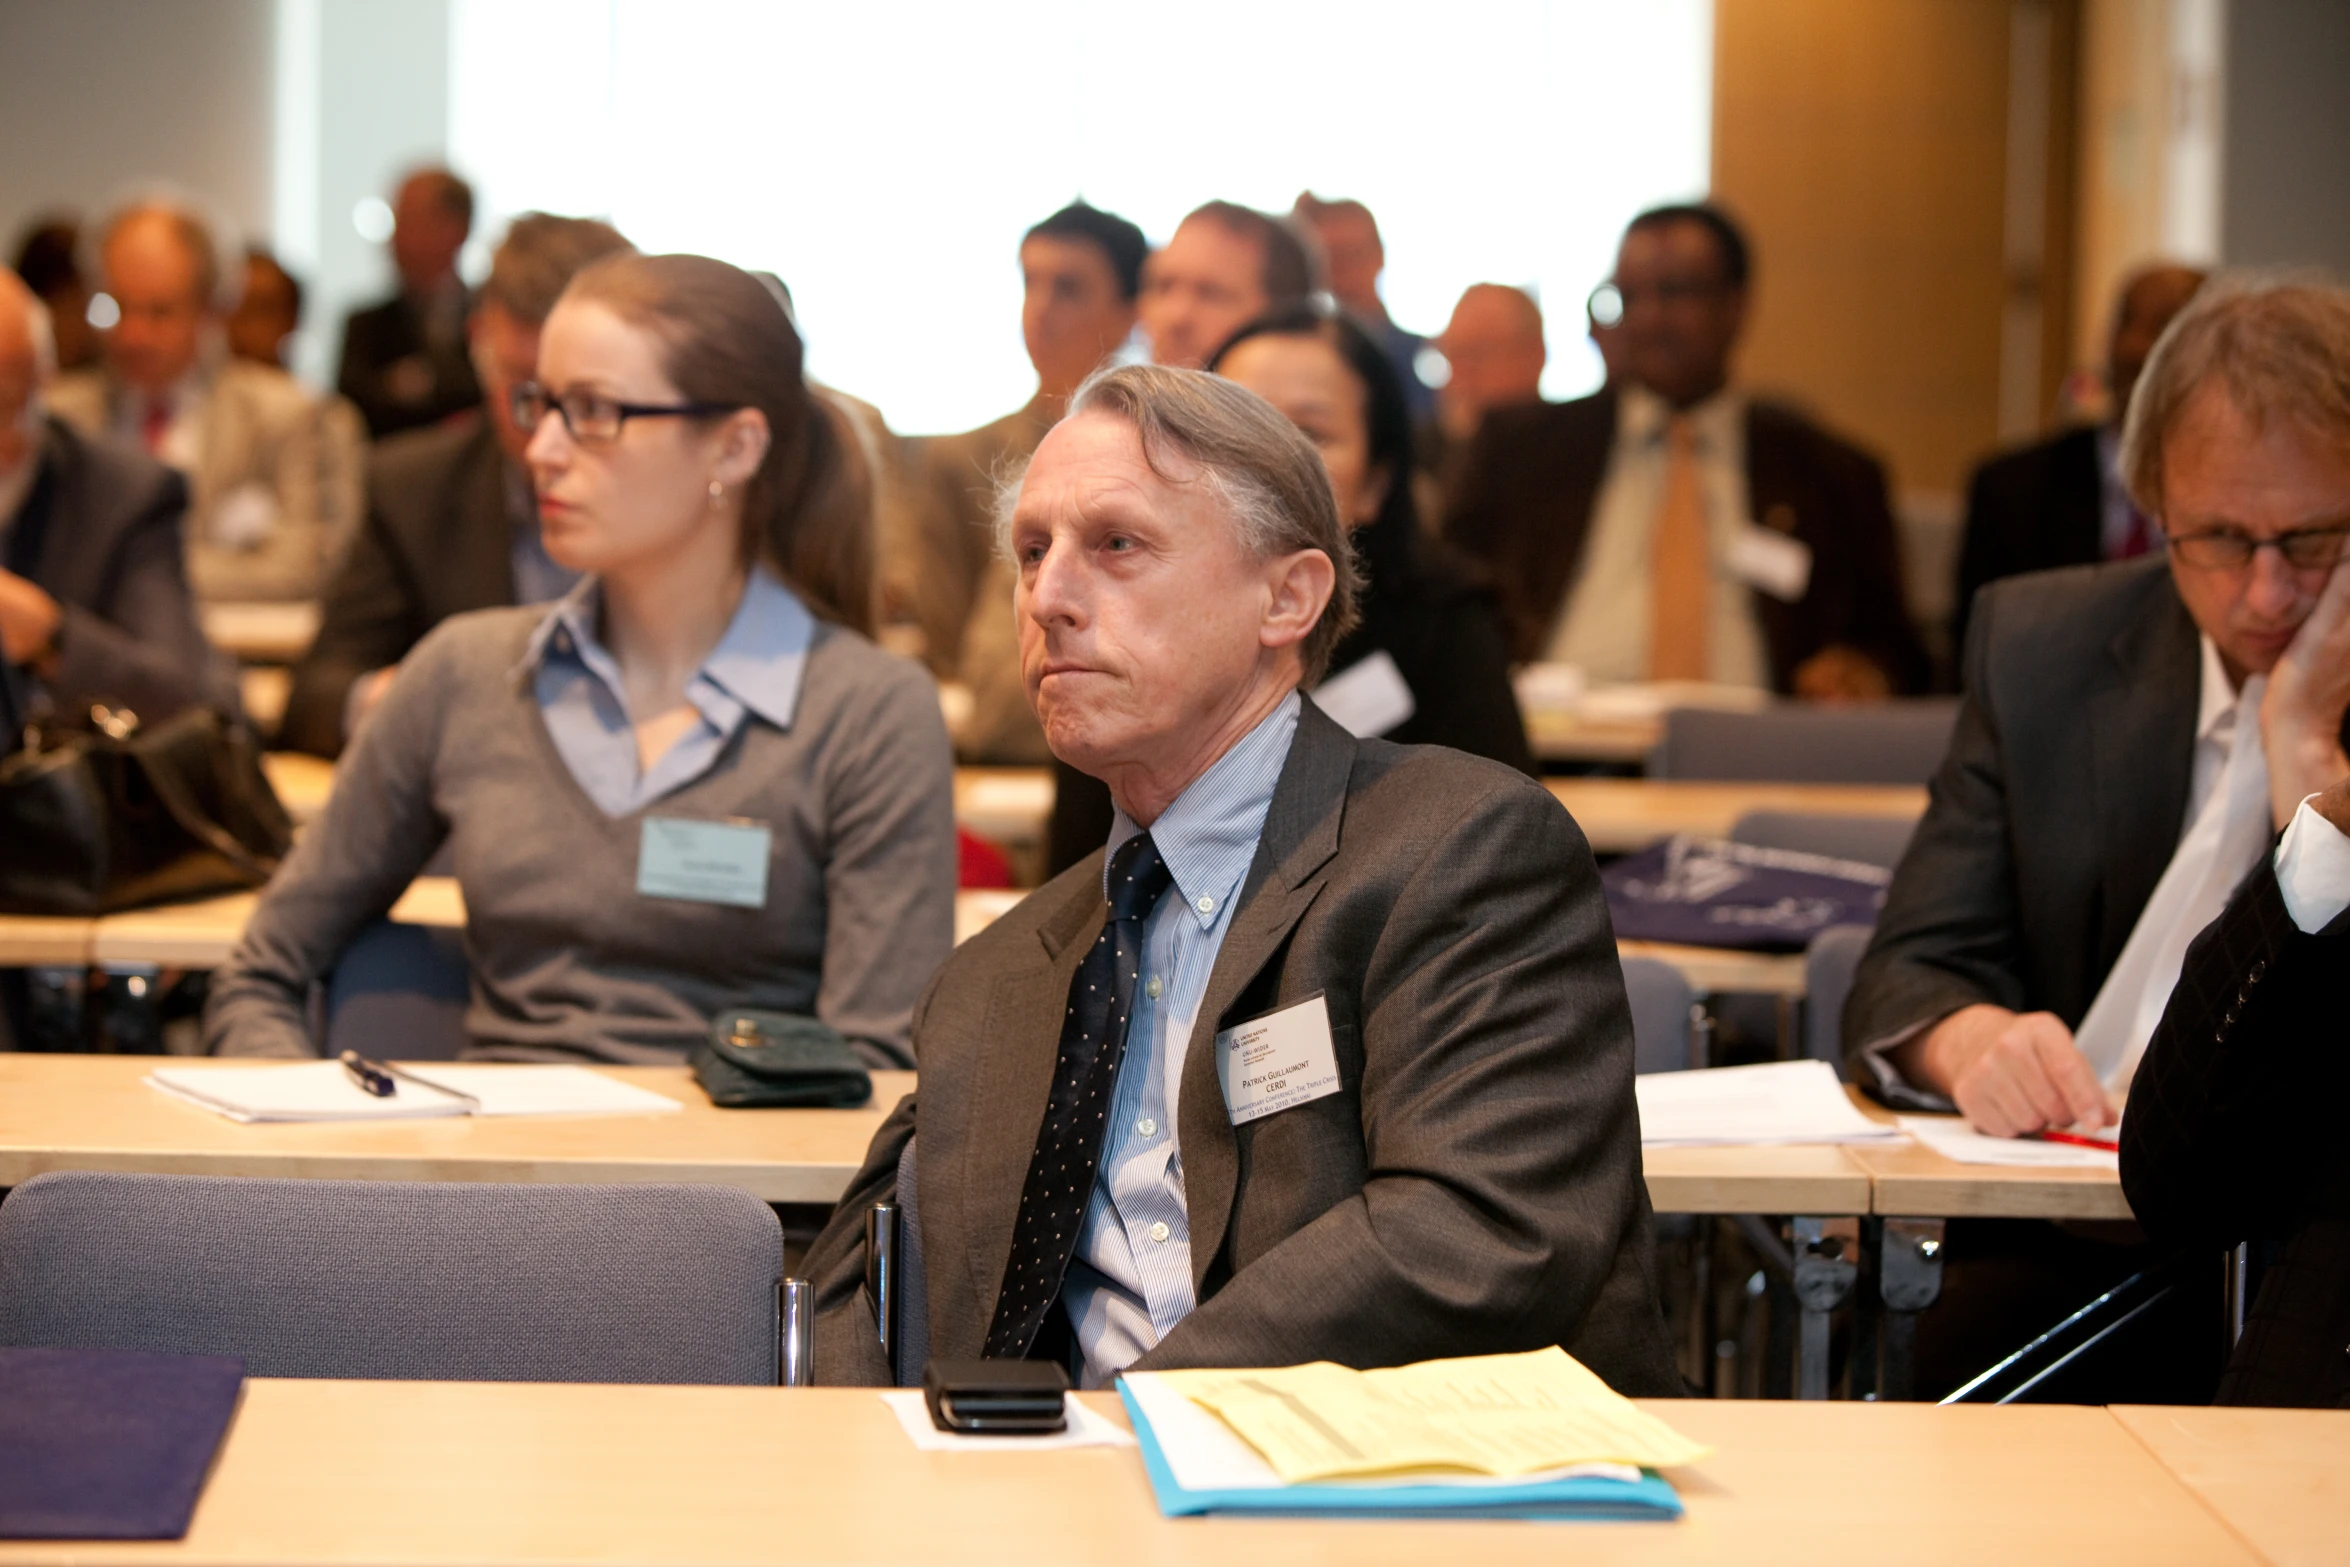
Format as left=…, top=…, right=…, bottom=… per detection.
left=1637, top=1059, right=1904, bottom=1147
left=878, top=1390, right=1135, bottom=1452
left=396, top=1065, right=683, bottom=1118
left=1895, top=1115, right=2120, bottom=1169
left=146, top=1063, right=682, bottom=1123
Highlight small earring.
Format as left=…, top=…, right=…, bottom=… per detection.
left=708, top=479, right=725, bottom=505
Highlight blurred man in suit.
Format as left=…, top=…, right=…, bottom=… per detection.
left=1292, top=193, right=1434, bottom=421
left=10, top=218, right=97, bottom=372
left=48, top=199, right=364, bottom=605
left=804, top=364, right=1677, bottom=1392
left=278, top=214, right=631, bottom=757
left=226, top=249, right=303, bottom=370
left=1952, top=263, right=2208, bottom=651
left=1423, top=282, right=1548, bottom=498
left=1136, top=202, right=1316, bottom=372
left=893, top=202, right=1146, bottom=765
left=335, top=168, right=481, bottom=438
left=1445, top=203, right=1927, bottom=698
left=2124, top=776, right=2350, bottom=1407
left=0, top=269, right=227, bottom=729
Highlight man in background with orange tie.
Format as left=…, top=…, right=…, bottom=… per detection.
left=1443, top=203, right=1926, bottom=698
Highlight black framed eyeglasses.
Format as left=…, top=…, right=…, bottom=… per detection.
left=2167, top=523, right=2350, bottom=572
left=511, top=382, right=738, bottom=444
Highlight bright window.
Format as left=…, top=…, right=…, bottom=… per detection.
left=450, top=0, right=1711, bottom=434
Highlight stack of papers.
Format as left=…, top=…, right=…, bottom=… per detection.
left=1896, top=1114, right=2120, bottom=1169
left=1637, top=1059, right=1904, bottom=1146
left=146, top=1063, right=683, bottom=1124
left=1119, top=1348, right=1704, bottom=1520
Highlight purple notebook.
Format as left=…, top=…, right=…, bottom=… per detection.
left=0, top=1346, right=246, bottom=1540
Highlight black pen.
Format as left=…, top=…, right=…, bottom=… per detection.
left=339, top=1049, right=397, bottom=1097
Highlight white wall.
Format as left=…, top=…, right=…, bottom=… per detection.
left=0, top=0, right=276, bottom=291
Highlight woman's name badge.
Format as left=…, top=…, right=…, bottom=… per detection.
left=637, top=817, right=772, bottom=908
left=1215, top=993, right=1342, bottom=1127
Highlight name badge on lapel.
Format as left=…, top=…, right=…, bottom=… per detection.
left=1726, top=519, right=1813, bottom=602
left=637, top=817, right=772, bottom=908
left=1215, top=992, right=1342, bottom=1127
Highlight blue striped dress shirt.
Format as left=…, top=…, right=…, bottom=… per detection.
left=1062, top=691, right=1301, bottom=1386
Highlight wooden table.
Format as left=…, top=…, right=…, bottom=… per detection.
left=2112, top=1404, right=2350, bottom=1567
left=260, top=751, right=335, bottom=825
left=0, top=911, right=97, bottom=966
left=0, top=1057, right=910, bottom=1204
left=1847, top=1127, right=2133, bottom=1222
left=1620, top=938, right=1807, bottom=998
left=202, top=601, right=321, bottom=664
left=0, top=1386, right=2259, bottom=1566
left=1545, top=777, right=1926, bottom=855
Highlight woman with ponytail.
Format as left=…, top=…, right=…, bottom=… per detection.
left=208, top=253, right=956, bottom=1068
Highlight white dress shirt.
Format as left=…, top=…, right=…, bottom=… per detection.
left=2275, top=796, right=2350, bottom=934
left=1544, top=384, right=1770, bottom=688
left=2074, top=636, right=2273, bottom=1094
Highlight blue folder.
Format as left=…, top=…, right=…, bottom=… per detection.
left=0, top=1346, right=246, bottom=1540
left=1116, top=1381, right=1684, bottom=1521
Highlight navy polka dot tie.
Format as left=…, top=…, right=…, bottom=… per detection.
left=983, top=831, right=1174, bottom=1359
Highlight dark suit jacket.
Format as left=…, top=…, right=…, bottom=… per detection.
left=279, top=417, right=512, bottom=757
left=1953, top=424, right=2105, bottom=655
left=2, top=418, right=228, bottom=724
left=804, top=700, right=1680, bottom=1393
left=2122, top=854, right=2350, bottom=1407
left=1844, top=557, right=2350, bottom=1086
left=1045, top=509, right=1536, bottom=875
left=1443, top=388, right=1928, bottom=692
left=334, top=292, right=481, bottom=439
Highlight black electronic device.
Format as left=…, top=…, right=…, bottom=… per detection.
left=922, top=1358, right=1070, bottom=1435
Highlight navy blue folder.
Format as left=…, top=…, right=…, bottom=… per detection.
left=0, top=1346, right=246, bottom=1540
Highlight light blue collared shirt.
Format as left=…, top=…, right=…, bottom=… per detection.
left=521, top=565, right=814, bottom=818
left=1062, top=691, right=1301, bottom=1387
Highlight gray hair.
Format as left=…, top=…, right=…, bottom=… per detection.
left=994, top=363, right=1362, bottom=683
left=2121, top=270, right=2350, bottom=518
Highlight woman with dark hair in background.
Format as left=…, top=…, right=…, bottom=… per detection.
left=1046, top=304, right=1532, bottom=870
left=208, top=252, right=956, bottom=1067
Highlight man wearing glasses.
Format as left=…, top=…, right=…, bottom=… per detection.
left=280, top=214, right=631, bottom=757
left=1443, top=202, right=1927, bottom=697
left=1850, top=277, right=2350, bottom=1139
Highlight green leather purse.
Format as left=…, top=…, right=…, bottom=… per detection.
left=692, top=1009, right=873, bottom=1109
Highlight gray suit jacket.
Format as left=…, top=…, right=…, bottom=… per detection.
left=279, top=417, right=512, bottom=758
left=1844, top=557, right=2350, bottom=1090
left=803, top=700, right=1680, bottom=1393
left=2, top=418, right=232, bottom=724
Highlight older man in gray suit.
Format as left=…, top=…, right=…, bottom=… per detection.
left=804, top=363, right=1677, bottom=1392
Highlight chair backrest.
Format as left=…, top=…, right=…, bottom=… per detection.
left=0, top=1172, right=782, bottom=1383
left=1653, top=700, right=1960, bottom=784
left=890, top=1138, right=930, bottom=1387
left=1804, top=923, right=1877, bottom=1074
left=324, top=919, right=471, bottom=1061
left=1619, top=956, right=1700, bottom=1075
left=1730, top=810, right=1919, bottom=872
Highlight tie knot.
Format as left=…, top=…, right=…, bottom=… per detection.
left=1664, top=415, right=1696, bottom=454
left=1105, top=831, right=1175, bottom=923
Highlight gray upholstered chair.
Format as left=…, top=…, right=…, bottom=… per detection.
left=1728, top=809, right=1919, bottom=872
left=0, top=1172, right=782, bottom=1383
left=1652, top=699, right=1960, bottom=785
left=1802, top=923, right=1878, bottom=1075
left=1620, top=955, right=1703, bottom=1075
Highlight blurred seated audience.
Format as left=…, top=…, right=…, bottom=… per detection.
left=1954, top=262, right=2207, bottom=651
left=895, top=201, right=1145, bottom=765
left=10, top=216, right=98, bottom=372
left=1137, top=200, right=1316, bottom=371
left=226, top=248, right=303, bottom=370
left=1423, top=282, right=1547, bottom=496
left=48, top=198, right=364, bottom=604
left=1049, top=305, right=1534, bottom=870
left=336, top=167, right=482, bottom=438
left=1, top=269, right=231, bottom=728
left=1848, top=276, right=2350, bottom=1133
left=1293, top=193, right=1434, bottom=420
left=1444, top=202, right=1927, bottom=698
left=279, top=214, right=632, bottom=757
left=207, top=253, right=956, bottom=1067
left=2123, top=776, right=2350, bottom=1408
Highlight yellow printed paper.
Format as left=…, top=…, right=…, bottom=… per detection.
left=1152, top=1348, right=1711, bottom=1484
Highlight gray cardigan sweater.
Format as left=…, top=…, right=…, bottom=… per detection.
left=206, top=605, right=957, bottom=1066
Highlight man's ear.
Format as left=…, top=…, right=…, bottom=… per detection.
left=1260, top=547, right=1336, bottom=655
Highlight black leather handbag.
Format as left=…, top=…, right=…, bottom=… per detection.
left=0, top=704, right=295, bottom=916
left=693, top=1008, right=874, bottom=1109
